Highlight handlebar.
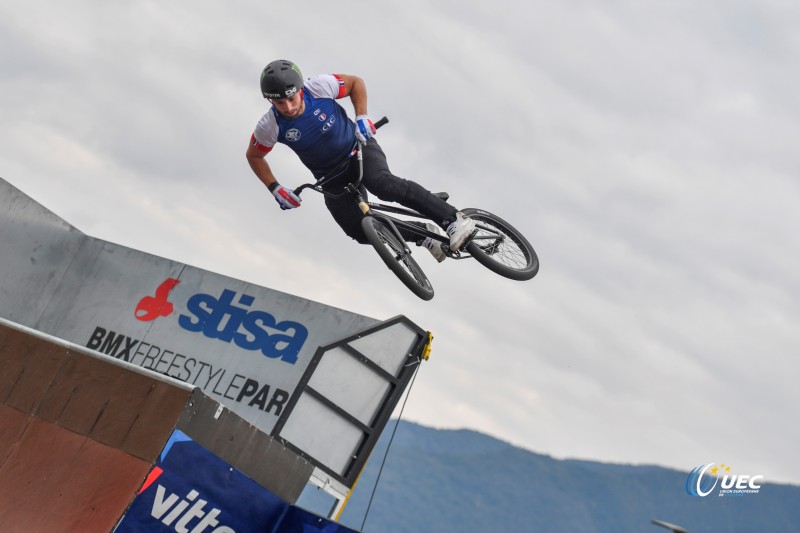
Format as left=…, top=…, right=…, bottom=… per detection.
left=292, top=181, right=316, bottom=197
left=373, top=116, right=389, bottom=129
left=293, top=116, right=389, bottom=197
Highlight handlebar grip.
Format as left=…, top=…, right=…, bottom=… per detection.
left=374, top=116, right=389, bottom=130
left=293, top=183, right=310, bottom=196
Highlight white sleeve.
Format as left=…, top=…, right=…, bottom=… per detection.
left=304, top=74, right=346, bottom=99
left=253, top=111, right=279, bottom=150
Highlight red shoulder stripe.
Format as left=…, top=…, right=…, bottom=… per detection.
left=333, top=74, right=347, bottom=99
left=250, top=133, right=273, bottom=154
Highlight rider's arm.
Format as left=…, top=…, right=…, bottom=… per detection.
left=246, top=140, right=278, bottom=189
left=335, top=74, right=375, bottom=141
left=336, top=74, right=369, bottom=116
left=246, top=140, right=301, bottom=209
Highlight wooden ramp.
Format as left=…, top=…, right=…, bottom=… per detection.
left=0, top=320, right=315, bottom=532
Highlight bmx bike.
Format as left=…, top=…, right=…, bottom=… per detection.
left=294, top=117, right=539, bottom=300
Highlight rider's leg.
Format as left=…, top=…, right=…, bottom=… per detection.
left=360, top=139, right=457, bottom=228
left=323, top=183, right=444, bottom=261
left=323, top=152, right=437, bottom=245
left=323, top=188, right=437, bottom=249
left=360, top=139, right=475, bottom=251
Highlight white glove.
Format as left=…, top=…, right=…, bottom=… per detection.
left=355, top=115, right=376, bottom=143
left=269, top=182, right=301, bottom=210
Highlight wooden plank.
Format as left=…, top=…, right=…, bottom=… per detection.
left=0, top=417, right=151, bottom=533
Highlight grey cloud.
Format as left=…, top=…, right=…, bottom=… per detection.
left=3, top=0, right=799, bottom=485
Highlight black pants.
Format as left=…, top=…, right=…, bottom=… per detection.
left=323, top=139, right=458, bottom=244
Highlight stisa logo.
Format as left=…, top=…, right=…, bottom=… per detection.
left=135, top=278, right=308, bottom=364
left=686, top=463, right=764, bottom=497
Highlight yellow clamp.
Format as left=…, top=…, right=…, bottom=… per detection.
left=421, top=331, right=433, bottom=361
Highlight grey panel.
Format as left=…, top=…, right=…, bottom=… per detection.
left=308, top=346, right=390, bottom=426
left=32, top=237, right=185, bottom=337
left=0, top=178, right=380, bottom=439
left=177, top=389, right=313, bottom=503
left=348, top=320, right=420, bottom=375
left=0, top=179, right=87, bottom=325
left=274, top=316, right=428, bottom=488
left=279, top=394, right=365, bottom=475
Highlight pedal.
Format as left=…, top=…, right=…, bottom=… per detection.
left=442, top=243, right=462, bottom=259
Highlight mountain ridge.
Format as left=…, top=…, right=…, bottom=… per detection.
left=307, top=420, right=800, bottom=532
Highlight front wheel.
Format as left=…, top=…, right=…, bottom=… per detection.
left=361, top=216, right=435, bottom=301
left=462, top=208, right=539, bottom=281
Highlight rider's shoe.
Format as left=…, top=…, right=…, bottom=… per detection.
left=419, top=223, right=446, bottom=263
left=446, top=212, right=477, bottom=252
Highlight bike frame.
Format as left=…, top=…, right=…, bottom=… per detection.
left=293, top=117, right=499, bottom=259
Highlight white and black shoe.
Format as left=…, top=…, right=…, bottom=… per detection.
left=418, top=223, right=446, bottom=263
left=445, top=212, right=477, bottom=252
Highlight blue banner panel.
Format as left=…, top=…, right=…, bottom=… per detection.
left=115, top=430, right=287, bottom=532
left=115, top=430, right=360, bottom=533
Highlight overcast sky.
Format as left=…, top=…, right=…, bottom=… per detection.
left=2, top=0, right=799, bottom=486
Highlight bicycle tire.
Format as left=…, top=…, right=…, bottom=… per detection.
left=462, top=208, right=539, bottom=281
left=361, top=216, right=435, bottom=301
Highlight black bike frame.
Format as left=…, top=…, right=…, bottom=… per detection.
left=293, top=116, right=496, bottom=257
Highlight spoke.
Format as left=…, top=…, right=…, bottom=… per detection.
left=474, top=220, right=529, bottom=268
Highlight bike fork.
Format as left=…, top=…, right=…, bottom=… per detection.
left=369, top=213, right=413, bottom=256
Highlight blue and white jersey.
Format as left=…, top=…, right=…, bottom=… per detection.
left=251, top=74, right=357, bottom=177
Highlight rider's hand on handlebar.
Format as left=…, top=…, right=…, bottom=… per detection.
left=269, top=182, right=302, bottom=210
left=355, top=115, right=377, bottom=143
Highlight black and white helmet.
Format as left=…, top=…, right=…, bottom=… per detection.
left=260, top=60, right=304, bottom=99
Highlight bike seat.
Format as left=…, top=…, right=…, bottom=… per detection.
left=433, top=192, right=450, bottom=202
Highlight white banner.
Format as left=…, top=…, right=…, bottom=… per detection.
left=1, top=178, right=376, bottom=433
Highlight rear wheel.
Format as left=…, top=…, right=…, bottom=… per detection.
left=462, top=208, right=538, bottom=281
left=361, top=216, right=435, bottom=301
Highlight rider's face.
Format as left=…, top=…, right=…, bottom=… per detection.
left=270, top=91, right=304, bottom=119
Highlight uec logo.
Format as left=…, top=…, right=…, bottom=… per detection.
left=686, top=463, right=764, bottom=497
